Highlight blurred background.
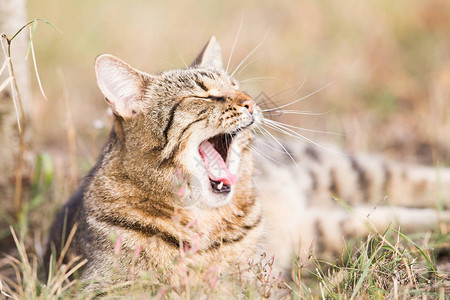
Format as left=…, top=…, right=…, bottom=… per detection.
left=5, top=0, right=450, bottom=217
left=0, top=0, right=449, bottom=290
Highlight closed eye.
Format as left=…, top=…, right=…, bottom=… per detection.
left=193, top=96, right=227, bottom=102
left=209, top=96, right=226, bottom=102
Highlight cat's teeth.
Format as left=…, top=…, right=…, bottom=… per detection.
left=217, top=182, right=224, bottom=190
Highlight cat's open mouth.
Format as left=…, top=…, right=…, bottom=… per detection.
left=198, top=133, right=237, bottom=193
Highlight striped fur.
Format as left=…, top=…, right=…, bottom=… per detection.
left=256, top=141, right=450, bottom=272
left=46, top=39, right=263, bottom=289
left=46, top=37, right=450, bottom=289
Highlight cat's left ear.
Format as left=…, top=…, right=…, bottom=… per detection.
left=190, top=36, right=223, bottom=70
left=95, top=54, right=151, bottom=119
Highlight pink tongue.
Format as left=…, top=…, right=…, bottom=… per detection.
left=198, top=141, right=237, bottom=186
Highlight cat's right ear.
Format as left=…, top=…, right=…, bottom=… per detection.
left=95, top=54, right=150, bottom=119
left=190, top=36, right=224, bottom=70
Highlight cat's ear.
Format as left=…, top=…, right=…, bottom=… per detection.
left=190, top=36, right=223, bottom=70
left=95, top=54, right=150, bottom=119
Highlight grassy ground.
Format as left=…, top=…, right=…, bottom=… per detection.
left=1, top=212, right=448, bottom=298
left=1, top=0, right=450, bottom=298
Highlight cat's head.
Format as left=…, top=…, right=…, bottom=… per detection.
left=95, top=37, right=261, bottom=208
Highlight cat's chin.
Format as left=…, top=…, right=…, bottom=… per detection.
left=198, top=184, right=236, bottom=208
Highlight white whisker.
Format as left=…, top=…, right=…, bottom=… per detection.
left=288, top=74, right=307, bottom=97
left=253, top=130, right=294, bottom=155
left=263, top=121, right=344, bottom=155
left=254, top=81, right=314, bottom=111
left=264, top=118, right=343, bottom=136
left=264, top=122, right=321, bottom=150
left=258, top=126, right=299, bottom=168
left=264, top=121, right=313, bottom=143
left=230, top=30, right=270, bottom=78
left=263, top=81, right=335, bottom=113
left=239, top=76, right=276, bottom=83
left=263, top=109, right=329, bottom=116
left=252, top=126, right=274, bottom=145
left=233, top=58, right=259, bottom=77
left=238, top=146, right=272, bottom=201
left=249, top=144, right=289, bottom=167
left=255, top=86, right=305, bottom=111
left=226, top=16, right=243, bottom=73
left=246, top=130, right=290, bottom=166
left=176, top=47, right=188, bottom=68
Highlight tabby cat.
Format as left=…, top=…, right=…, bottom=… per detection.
left=46, top=37, right=450, bottom=289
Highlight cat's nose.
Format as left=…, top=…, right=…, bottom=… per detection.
left=240, top=99, right=255, bottom=114
left=235, top=91, right=255, bottom=114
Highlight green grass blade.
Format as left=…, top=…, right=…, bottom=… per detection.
left=350, top=238, right=383, bottom=299
left=25, top=19, right=38, bottom=59
left=391, top=228, right=435, bottom=273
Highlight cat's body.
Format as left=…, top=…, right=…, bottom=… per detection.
left=50, top=136, right=262, bottom=285
left=46, top=37, right=450, bottom=289
left=255, top=140, right=450, bottom=271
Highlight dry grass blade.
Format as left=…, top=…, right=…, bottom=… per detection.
left=62, top=258, right=88, bottom=282
left=49, top=257, right=87, bottom=296
left=0, top=57, right=9, bottom=75
left=0, top=279, right=13, bottom=298
left=1, top=255, right=22, bottom=293
left=56, top=223, right=78, bottom=268
left=0, top=77, right=12, bottom=94
left=9, top=227, right=28, bottom=269
left=46, top=253, right=53, bottom=287
left=0, top=36, right=22, bottom=132
left=28, top=27, right=48, bottom=101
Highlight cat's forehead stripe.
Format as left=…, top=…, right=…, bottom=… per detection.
left=195, top=80, right=209, bottom=92
left=197, top=70, right=216, bottom=79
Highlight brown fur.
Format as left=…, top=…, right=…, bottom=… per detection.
left=46, top=37, right=450, bottom=290
left=46, top=38, right=263, bottom=289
